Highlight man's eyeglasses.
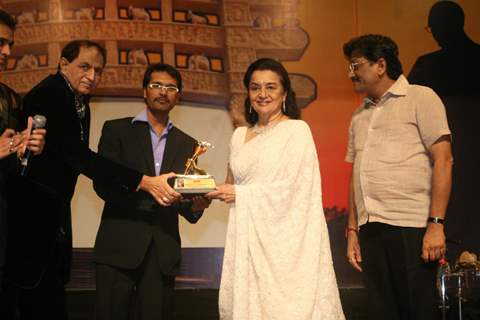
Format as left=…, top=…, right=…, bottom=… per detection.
left=147, top=83, right=179, bottom=93
left=0, top=38, right=14, bottom=48
left=348, top=61, right=369, bottom=73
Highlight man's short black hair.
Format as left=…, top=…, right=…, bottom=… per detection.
left=0, top=9, right=16, bottom=30
left=61, top=40, right=107, bottom=66
left=343, top=34, right=403, bottom=80
left=142, top=63, right=182, bottom=92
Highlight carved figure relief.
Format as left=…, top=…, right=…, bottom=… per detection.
left=16, top=54, right=38, bottom=70
left=253, top=15, right=272, bottom=29
left=128, top=5, right=150, bottom=21
left=16, top=10, right=36, bottom=25
left=75, top=7, right=95, bottom=20
left=187, top=10, right=208, bottom=25
left=188, top=54, right=209, bottom=71
left=127, top=49, right=148, bottom=65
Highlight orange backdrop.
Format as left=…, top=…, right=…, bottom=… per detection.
left=284, top=0, right=480, bottom=209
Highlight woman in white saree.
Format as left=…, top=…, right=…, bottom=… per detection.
left=207, top=58, right=344, bottom=320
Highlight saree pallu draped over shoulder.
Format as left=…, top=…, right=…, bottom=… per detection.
left=219, top=120, right=345, bottom=320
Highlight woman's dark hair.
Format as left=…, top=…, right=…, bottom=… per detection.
left=243, top=58, right=300, bottom=126
left=142, top=63, right=182, bottom=92
left=343, top=34, right=403, bottom=80
left=61, top=40, right=107, bottom=66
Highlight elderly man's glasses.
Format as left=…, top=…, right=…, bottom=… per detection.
left=147, top=83, right=179, bottom=93
left=348, top=61, right=369, bottom=73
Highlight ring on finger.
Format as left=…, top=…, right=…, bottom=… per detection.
left=9, top=138, right=14, bottom=147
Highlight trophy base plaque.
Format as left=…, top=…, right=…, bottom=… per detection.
left=174, top=174, right=216, bottom=194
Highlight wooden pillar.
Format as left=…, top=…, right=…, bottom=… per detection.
left=162, top=0, right=173, bottom=22
left=104, top=40, right=118, bottom=65
left=48, top=42, right=61, bottom=68
left=104, top=0, right=118, bottom=20
left=163, top=43, right=175, bottom=66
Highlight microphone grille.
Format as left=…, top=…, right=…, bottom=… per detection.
left=33, top=115, right=47, bottom=129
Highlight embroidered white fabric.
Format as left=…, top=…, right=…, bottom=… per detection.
left=219, top=120, right=345, bottom=320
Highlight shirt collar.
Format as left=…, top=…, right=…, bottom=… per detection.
left=132, top=109, right=173, bottom=135
left=362, top=74, right=408, bottom=108
left=385, top=74, right=408, bottom=97
left=59, top=71, right=84, bottom=101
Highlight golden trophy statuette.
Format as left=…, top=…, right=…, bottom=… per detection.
left=174, top=141, right=216, bottom=194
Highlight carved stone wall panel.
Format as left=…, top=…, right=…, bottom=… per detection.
left=223, top=2, right=251, bottom=26
left=254, top=28, right=308, bottom=49
left=47, top=42, right=61, bottom=67
left=228, top=93, right=247, bottom=127
left=225, top=27, right=255, bottom=47
left=248, top=0, right=299, bottom=6
left=14, top=22, right=224, bottom=48
left=227, top=47, right=256, bottom=72
left=99, top=66, right=146, bottom=89
left=104, top=41, right=118, bottom=66
left=2, top=69, right=54, bottom=93
left=181, top=70, right=228, bottom=94
left=228, top=72, right=245, bottom=93
left=48, top=0, right=62, bottom=21
left=2, top=0, right=315, bottom=124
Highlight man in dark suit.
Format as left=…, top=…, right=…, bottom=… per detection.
left=0, top=9, right=46, bottom=304
left=93, top=63, right=210, bottom=320
left=3, top=41, right=179, bottom=319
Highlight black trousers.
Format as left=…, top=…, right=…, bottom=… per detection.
left=95, top=242, right=175, bottom=320
left=359, top=222, right=439, bottom=320
left=1, top=264, right=68, bottom=320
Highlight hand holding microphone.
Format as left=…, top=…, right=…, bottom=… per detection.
left=20, top=115, right=47, bottom=176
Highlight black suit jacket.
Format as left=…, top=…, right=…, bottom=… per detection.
left=5, top=73, right=143, bottom=288
left=93, top=118, right=202, bottom=275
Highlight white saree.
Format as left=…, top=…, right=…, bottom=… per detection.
left=219, top=120, right=345, bottom=320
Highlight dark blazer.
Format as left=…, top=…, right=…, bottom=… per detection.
left=5, top=73, right=143, bottom=288
left=93, top=118, right=202, bottom=275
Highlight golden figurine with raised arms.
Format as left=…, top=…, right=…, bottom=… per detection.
left=174, top=141, right=216, bottom=194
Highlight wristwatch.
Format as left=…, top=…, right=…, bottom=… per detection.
left=427, top=216, right=445, bottom=224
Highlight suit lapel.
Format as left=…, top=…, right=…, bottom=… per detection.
left=161, top=127, right=182, bottom=174
left=132, top=121, right=156, bottom=176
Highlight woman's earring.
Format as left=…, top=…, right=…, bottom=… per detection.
left=249, top=105, right=252, bottom=114
left=282, top=100, right=286, bottom=113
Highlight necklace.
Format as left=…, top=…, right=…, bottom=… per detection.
left=252, top=113, right=286, bottom=135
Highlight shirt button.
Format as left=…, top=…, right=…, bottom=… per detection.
left=155, top=163, right=160, bottom=167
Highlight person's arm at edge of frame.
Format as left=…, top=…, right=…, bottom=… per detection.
left=346, top=169, right=362, bottom=272
left=421, top=134, right=453, bottom=263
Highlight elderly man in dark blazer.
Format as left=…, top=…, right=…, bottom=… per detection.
left=4, top=40, right=176, bottom=319
left=93, top=63, right=210, bottom=320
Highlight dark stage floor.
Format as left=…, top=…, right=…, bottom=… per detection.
left=67, top=288, right=368, bottom=320
left=67, top=288, right=480, bottom=320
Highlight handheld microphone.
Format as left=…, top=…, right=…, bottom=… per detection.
left=20, top=114, right=47, bottom=176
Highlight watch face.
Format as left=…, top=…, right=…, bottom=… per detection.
left=428, top=217, right=444, bottom=224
